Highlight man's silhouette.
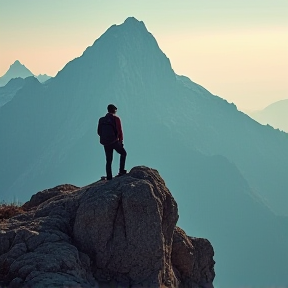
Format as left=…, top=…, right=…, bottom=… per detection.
left=97, top=104, right=127, bottom=180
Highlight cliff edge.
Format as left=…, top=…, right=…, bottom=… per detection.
left=0, top=166, right=215, bottom=288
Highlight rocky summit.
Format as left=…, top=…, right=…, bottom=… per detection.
left=0, top=167, right=215, bottom=288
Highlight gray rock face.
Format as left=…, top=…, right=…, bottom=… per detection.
left=172, top=227, right=215, bottom=288
left=0, top=166, right=215, bottom=287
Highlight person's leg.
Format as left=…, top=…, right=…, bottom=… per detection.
left=113, top=141, right=127, bottom=174
left=104, top=145, right=113, bottom=180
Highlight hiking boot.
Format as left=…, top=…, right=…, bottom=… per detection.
left=116, top=170, right=127, bottom=177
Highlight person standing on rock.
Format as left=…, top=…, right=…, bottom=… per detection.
left=97, top=104, right=127, bottom=180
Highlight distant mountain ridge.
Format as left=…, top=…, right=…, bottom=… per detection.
left=36, top=73, right=51, bottom=83
left=249, top=99, right=288, bottom=132
left=0, top=77, right=26, bottom=108
left=0, top=60, right=51, bottom=87
left=0, top=17, right=287, bottom=287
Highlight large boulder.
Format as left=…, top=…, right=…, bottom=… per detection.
left=0, top=166, right=215, bottom=288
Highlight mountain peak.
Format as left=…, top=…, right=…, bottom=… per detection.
left=58, top=17, right=175, bottom=86
left=123, top=16, right=144, bottom=25
left=120, top=16, right=147, bottom=33
left=0, top=60, right=34, bottom=86
left=9, top=60, right=27, bottom=70
left=8, top=60, right=30, bottom=72
left=99, top=16, right=148, bottom=37
left=11, top=60, right=22, bottom=66
left=0, top=61, right=51, bottom=87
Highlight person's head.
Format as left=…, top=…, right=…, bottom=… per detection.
left=107, top=104, right=117, bottom=114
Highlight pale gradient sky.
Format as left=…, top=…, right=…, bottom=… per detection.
left=0, top=0, right=287, bottom=110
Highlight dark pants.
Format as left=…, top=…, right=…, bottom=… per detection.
left=104, top=141, right=127, bottom=180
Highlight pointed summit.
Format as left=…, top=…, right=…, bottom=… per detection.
left=9, top=60, right=31, bottom=72
left=0, top=60, right=33, bottom=87
left=11, top=60, right=22, bottom=66
left=118, top=17, right=150, bottom=36
left=123, top=17, right=146, bottom=28
left=124, top=16, right=141, bottom=23
left=56, top=17, right=175, bottom=87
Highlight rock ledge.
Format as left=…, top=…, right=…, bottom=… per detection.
left=0, top=166, right=215, bottom=288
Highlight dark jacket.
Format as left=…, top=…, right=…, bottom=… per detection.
left=97, top=113, right=123, bottom=145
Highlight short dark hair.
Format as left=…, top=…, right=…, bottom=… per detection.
left=107, top=104, right=117, bottom=113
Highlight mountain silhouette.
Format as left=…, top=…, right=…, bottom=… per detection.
left=0, top=60, right=51, bottom=87
left=36, top=73, right=51, bottom=83
left=249, top=99, right=288, bottom=133
left=0, top=17, right=287, bottom=287
left=0, top=77, right=26, bottom=107
left=0, top=60, right=33, bottom=87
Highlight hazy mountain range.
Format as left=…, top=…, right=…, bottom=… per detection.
left=0, top=60, right=51, bottom=87
left=248, top=99, right=288, bottom=133
left=0, top=17, right=287, bottom=287
left=0, top=77, right=26, bottom=108
left=0, top=61, right=51, bottom=107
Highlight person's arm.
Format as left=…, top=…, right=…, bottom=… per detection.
left=115, top=116, right=123, bottom=143
left=97, top=119, right=101, bottom=136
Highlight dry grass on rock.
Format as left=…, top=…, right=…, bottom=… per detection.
left=0, top=202, right=24, bottom=221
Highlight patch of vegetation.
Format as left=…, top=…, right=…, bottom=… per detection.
left=0, top=201, right=24, bottom=220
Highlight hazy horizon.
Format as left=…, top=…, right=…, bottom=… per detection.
left=0, top=0, right=287, bottom=110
